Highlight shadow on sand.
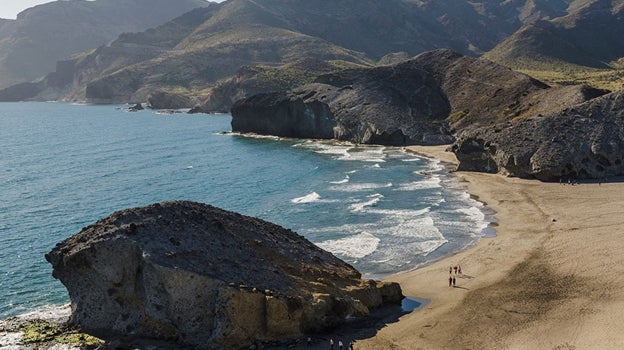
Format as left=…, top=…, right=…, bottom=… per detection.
left=265, top=297, right=428, bottom=349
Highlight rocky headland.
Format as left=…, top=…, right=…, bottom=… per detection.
left=231, top=49, right=621, bottom=180
left=452, top=88, right=624, bottom=180
left=45, top=201, right=403, bottom=349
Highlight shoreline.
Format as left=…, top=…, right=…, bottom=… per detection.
left=5, top=144, right=624, bottom=349
left=353, top=145, right=624, bottom=349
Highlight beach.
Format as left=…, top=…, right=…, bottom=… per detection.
left=349, top=145, right=624, bottom=349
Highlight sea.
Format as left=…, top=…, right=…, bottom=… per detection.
left=0, top=102, right=491, bottom=320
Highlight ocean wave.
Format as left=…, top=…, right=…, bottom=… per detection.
left=316, top=232, right=380, bottom=259
left=329, top=175, right=350, bottom=184
left=349, top=194, right=384, bottom=212
left=291, top=192, right=321, bottom=203
left=294, top=141, right=387, bottom=163
left=329, top=182, right=393, bottom=192
left=363, top=206, right=430, bottom=218
left=395, top=176, right=442, bottom=191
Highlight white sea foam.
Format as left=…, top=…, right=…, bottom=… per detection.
left=330, top=175, right=350, bottom=184
left=395, top=176, right=442, bottom=191
left=291, top=192, right=321, bottom=203
left=329, top=182, right=393, bottom=192
left=349, top=193, right=384, bottom=212
left=295, top=141, right=387, bottom=162
left=338, top=147, right=386, bottom=163
left=314, top=144, right=351, bottom=158
left=425, top=157, right=446, bottom=172
left=364, top=206, right=430, bottom=218
left=316, top=232, right=381, bottom=259
left=456, top=206, right=489, bottom=236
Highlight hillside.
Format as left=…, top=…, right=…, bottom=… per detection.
left=0, top=0, right=585, bottom=105
left=485, top=0, right=624, bottom=90
left=0, top=0, right=209, bottom=89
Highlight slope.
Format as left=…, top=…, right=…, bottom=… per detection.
left=0, top=0, right=209, bottom=89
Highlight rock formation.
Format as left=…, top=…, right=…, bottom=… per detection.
left=230, top=49, right=553, bottom=146
left=45, top=201, right=402, bottom=349
left=452, top=89, right=624, bottom=180
left=147, top=91, right=197, bottom=110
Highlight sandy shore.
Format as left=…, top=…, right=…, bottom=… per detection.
left=346, top=145, right=624, bottom=350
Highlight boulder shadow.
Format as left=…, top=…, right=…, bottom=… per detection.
left=265, top=297, right=428, bottom=349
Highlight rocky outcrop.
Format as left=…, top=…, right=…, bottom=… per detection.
left=230, top=49, right=554, bottom=146
left=147, top=91, right=196, bottom=110
left=452, top=89, right=624, bottom=180
left=45, top=201, right=402, bottom=349
left=197, top=58, right=362, bottom=113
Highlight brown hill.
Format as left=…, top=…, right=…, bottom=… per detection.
left=0, top=0, right=208, bottom=90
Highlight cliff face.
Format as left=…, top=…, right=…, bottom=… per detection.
left=452, top=89, right=624, bottom=180
left=45, top=201, right=402, bottom=349
left=230, top=49, right=553, bottom=146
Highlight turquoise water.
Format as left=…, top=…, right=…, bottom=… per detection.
left=0, top=102, right=488, bottom=319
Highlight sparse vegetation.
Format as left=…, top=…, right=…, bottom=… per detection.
left=11, top=319, right=103, bottom=348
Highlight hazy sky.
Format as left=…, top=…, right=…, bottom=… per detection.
left=0, top=0, right=53, bottom=19
left=0, top=0, right=224, bottom=20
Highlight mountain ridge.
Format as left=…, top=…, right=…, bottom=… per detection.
left=0, top=0, right=209, bottom=90
left=3, top=0, right=602, bottom=105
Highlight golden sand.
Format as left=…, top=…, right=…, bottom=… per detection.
left=354, top=145, right=624, bottom=350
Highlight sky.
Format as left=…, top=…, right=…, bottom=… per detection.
left=0, top=0, right=224, bottom=20
left=0, top=0, right=53, bottom=19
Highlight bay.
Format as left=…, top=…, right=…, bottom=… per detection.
left=0, top=102, right=489, bottom=319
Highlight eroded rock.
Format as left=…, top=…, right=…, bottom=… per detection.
left=46, top=201, right=402, bottom=349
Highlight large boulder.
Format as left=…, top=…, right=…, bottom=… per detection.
left=45, top=201, right=402, bottom=349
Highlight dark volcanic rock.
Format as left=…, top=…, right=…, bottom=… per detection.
left=452, top=89, right=624, bottom=180
left=46, top=201, right=402, bottom=349
left=147, top=91, right=196, bottom=110
left=231, top=49, right=553, bottom=146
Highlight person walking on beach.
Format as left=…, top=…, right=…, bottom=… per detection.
left=458, top=264, right=462, bottom=275
left=339, top=340, right=344, bottom=350
left=449, top=275, right=453, bottom=287
left=307, top=336, right=312, bottom=347
left=330, top=338, right=335, bottom=350
left=452, top=276, right=456, bottom=287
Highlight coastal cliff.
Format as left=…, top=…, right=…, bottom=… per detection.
left=45, top=201, right=403, bottom=349
left=452, top=89, right=624, bottom=180
left=230, top=49, right=603, bottom=147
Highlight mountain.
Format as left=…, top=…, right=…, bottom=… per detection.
left=0, top=0, right=209, bottom=89
left=484, top=0, right=624, bottom=89
left=0, top=0, right=582, bottom=105
left=230, top=49, right=606, bottom=145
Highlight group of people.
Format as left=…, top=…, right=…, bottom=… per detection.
left=305, top=336, right=354, bottom=349
left=448, top=264, right=462, bottom=287
left=324, top=337, right=354, bottom=349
